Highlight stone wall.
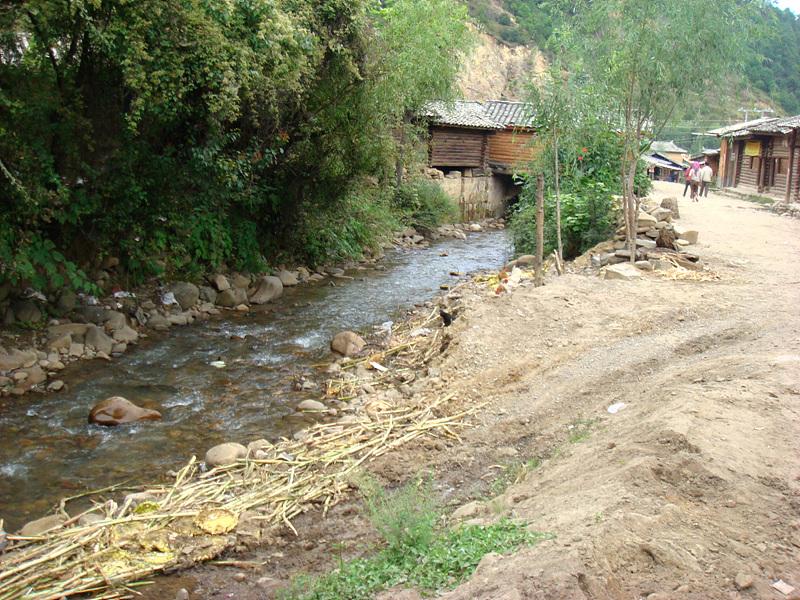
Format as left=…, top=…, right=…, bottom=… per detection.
left=428, top=169, right=519, bottom=221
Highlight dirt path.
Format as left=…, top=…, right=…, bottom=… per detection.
left=147, top=182, right=800, bottom=599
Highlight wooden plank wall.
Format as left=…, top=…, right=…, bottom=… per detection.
left=737, top=140, right=761, bottom=191
left=767, top=136, right=790, bottom=193
left=430, top=127, right=486, bottom=168
left=487, top=129, right=537, bottom=166
left=792, top=136, right=800, bottom=201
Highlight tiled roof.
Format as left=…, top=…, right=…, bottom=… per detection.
left=750, top=115, right=800, bottom=134
left=483, top=101, right=535, bottom=128
left=650, top=140, right=688, bottom=154
left=707, top=117, right=778, bottom=137
left=423, top=101, right=505, bottom=130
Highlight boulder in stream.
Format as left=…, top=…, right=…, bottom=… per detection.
left=248, top=276, right=283, bottom=304
left=19, top=514, right=66, bottom=537
left=205, top=442, right=248, bottom=468
left=330, top=331, right=366, bottom=357
left=88, top=396, right=162, bottom=426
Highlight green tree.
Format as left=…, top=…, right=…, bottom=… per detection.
left=560, top=0, right=752, bottom=261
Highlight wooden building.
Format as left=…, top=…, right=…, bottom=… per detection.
left=483, top=101, right=538, bottom=172
left=423, top=101, right=504, bottom=171
left=642, top=152, right=684, bottom=181
left=711, top=116, right=800, bottom=201
left=649, top=141, right=689, bottom=166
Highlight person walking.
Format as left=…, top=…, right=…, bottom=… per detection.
left=683, top=165, right=693, bottom=197
left=689, top=161, right=701, bottom=202
left=700, top=162, right=713, bottom=197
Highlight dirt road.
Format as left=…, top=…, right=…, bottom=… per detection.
left=153, top=182, right=800, bottom=599
left=428, top=181, right=800, bottom=599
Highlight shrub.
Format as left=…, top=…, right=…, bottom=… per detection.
left=394, top=179, right=459, bottom=231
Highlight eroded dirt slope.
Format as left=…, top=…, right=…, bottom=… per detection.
left=429, top=182, right=800, bottom=599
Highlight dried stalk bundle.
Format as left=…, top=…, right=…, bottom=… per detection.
left=0, top=398, right=473, bottom=600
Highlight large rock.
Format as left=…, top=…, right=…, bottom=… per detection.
left=674, top=227, right=699, bottom=245
left=147, top=312, right=171, bottom=331
left=22, top=365, right=46, bottom=385
left=112, top=325, right=139, bottom=344
left=635, top=238, right=657, bottom=249
left=649, top=207, right=673, bottom=223
left=89, top=396, right=162, bottom=426
left=248, top=276, right=283, bottom=305
left=297, top=399, right=327, bottom=412
left=211, top=274, right=231, bottom=292
left=330, top=331, right=366, bottom=356
left=637, top=211, right=657, bottom=227
left=169, top=282, right=200, bottom=310
left=205, top=442, right=248, bottom=468
left=12, top=300, right=42, bottom=323
left=19, top=514, right=65, bottom=537
left=48, top=323, right=90, bottom=338
left=104, top=310, right=127, bottom=332
left=231, top=274, right=251, bottom=289
left=85, top=325, right=114, bottom=355
left=656, top=227, right=678, bottom=249
left=216, top=287, right=248, bottom=308
left=661, top=197, right=681, bottom=219
left=0, top=348, right=38, bottom=372
left=277, top=270, right=299, bottom=287
left=199, top=286, right=217, bottom=304
left=56, top=289, right=78, bottom=314
left=48, top=334, right=72, bottom=352
left=603, top=263, right=643, bottom=281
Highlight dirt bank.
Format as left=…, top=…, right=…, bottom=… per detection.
left=144, top=182, right=800, bottom=599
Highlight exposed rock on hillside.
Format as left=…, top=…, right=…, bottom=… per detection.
left=458, top=30, right=546, bottom=101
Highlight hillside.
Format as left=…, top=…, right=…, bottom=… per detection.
left=457, top=29, right=546, bottom=100
left=465, top=0, right=800, bottom=121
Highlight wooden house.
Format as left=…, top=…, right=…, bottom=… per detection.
left=483, top=101, right=538, bottom=172
left=711, top=116, right=800, bottom=201
left=423, top=101, right=504, bottom=172
left=649, top=141, right=689, bottom=166
left=642, top=152, right=684, bottom=181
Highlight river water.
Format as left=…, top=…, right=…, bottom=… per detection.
left=0, top=232, right=511, bottom=530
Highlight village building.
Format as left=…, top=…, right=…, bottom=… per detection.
left=710, top=115, right=800, bottom=202
left=648, top=140, right=689, bottom=166
left=422, top=101, right=535, bottom=220
left=642, top=152, right=684, bottom=181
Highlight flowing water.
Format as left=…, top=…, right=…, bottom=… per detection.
left=0, top=232, right=511, bottom=530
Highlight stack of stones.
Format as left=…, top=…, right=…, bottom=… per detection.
left=593, top=197, right=700, bottom=273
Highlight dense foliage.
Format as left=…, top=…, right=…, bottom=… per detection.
left=511, top=128, right=651, bottom=259
left=0, top=0, right=469, bottom=292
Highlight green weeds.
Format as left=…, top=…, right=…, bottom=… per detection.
left=280, top=477, right=548, bottom=600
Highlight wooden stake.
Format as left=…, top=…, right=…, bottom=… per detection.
left=535, top=174, right=544, bottom=287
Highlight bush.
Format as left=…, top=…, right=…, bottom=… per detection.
left=394, top=179, right=459, bottom=231
left=511, top=184, right=617, bottom=259
left=510, top=126, right=650, bottom=260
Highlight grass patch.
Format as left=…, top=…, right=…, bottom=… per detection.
left=488, top=458, right=542, bottom=498
left=280, top=477, right=549, bottom=600
left=567, top=419, right=596, bottom=444
left=279, top=519, right=548, bottom=600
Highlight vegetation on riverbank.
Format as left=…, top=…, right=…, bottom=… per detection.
left=280, top=478, right=547, bottom=600
left=0, top=0, right=470, bottom=294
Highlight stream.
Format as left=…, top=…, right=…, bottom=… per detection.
left=0, top=231, right=511, bottom=530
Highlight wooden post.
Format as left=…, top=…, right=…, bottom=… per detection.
left=786, top=131, right=797, bottom=203
left=535, top=174, right=544, bottom=288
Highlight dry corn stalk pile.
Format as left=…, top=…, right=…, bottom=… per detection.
left=0, top=301, right=474, bottom=600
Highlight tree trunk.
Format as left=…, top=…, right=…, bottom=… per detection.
left=554, top=133, right=563, bottom=266
left=535, top=174, right=545, bottom=288
left=395, top=112, right=412, bottom=188
left=626, top=155, right=639, bottom=263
